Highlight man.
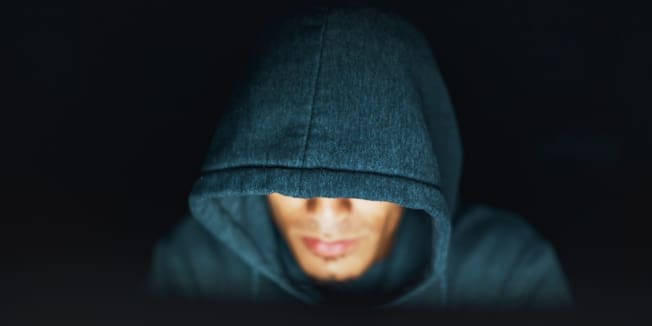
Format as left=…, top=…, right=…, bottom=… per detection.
left=148, top=5, right=573, bottom=308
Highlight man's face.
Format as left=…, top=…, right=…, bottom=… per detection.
left=267, top=192, right=404, bottom=282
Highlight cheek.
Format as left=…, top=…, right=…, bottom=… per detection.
left=368, top=215, right=391, bottom=231
left=270, top=207, right=305, bottom=231
left=355, top=211, right=394, bottom=236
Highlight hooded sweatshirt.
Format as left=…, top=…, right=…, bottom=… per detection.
left=148, top=5, right=573, bottom=308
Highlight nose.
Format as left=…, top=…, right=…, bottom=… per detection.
left=306, top=197, right=352, bottom=221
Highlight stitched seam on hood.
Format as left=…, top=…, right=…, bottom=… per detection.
left=300, top=9, right=329, bottom=167
left=201, top=164, right=443, bottom=191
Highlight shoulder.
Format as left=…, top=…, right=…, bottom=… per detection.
left=450, top=203, right=544, bottom=254
left=148, top=216, right=252, bottom=299
left=447, top=202, right=573, bottom=307
left=155, top=216, right=220, bottom=257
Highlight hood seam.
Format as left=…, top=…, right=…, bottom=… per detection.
left=300, top=8, right=329, bottom=167
left=201, top=164, right=443, bottom=192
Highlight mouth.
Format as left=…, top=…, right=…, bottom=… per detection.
left=301, top=236, right=359, bottom=259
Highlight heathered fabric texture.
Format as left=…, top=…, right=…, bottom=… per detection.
left=148, top=6, right=573, bottom=308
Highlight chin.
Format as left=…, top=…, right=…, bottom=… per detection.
left=310, top=270, right=362, bottom=283
left=299, top=255, right=374, bottom=283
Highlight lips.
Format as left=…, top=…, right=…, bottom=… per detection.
left=301, top=237, right=358, bottom=258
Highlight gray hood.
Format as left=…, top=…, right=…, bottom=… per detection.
left=187, top=5, right=463, bottom=306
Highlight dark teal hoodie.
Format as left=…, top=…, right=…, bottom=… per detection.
left=148, top=5, right=573, bottom=308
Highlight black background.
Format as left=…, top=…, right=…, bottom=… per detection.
left=5, top=0, right=651, bottom=323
